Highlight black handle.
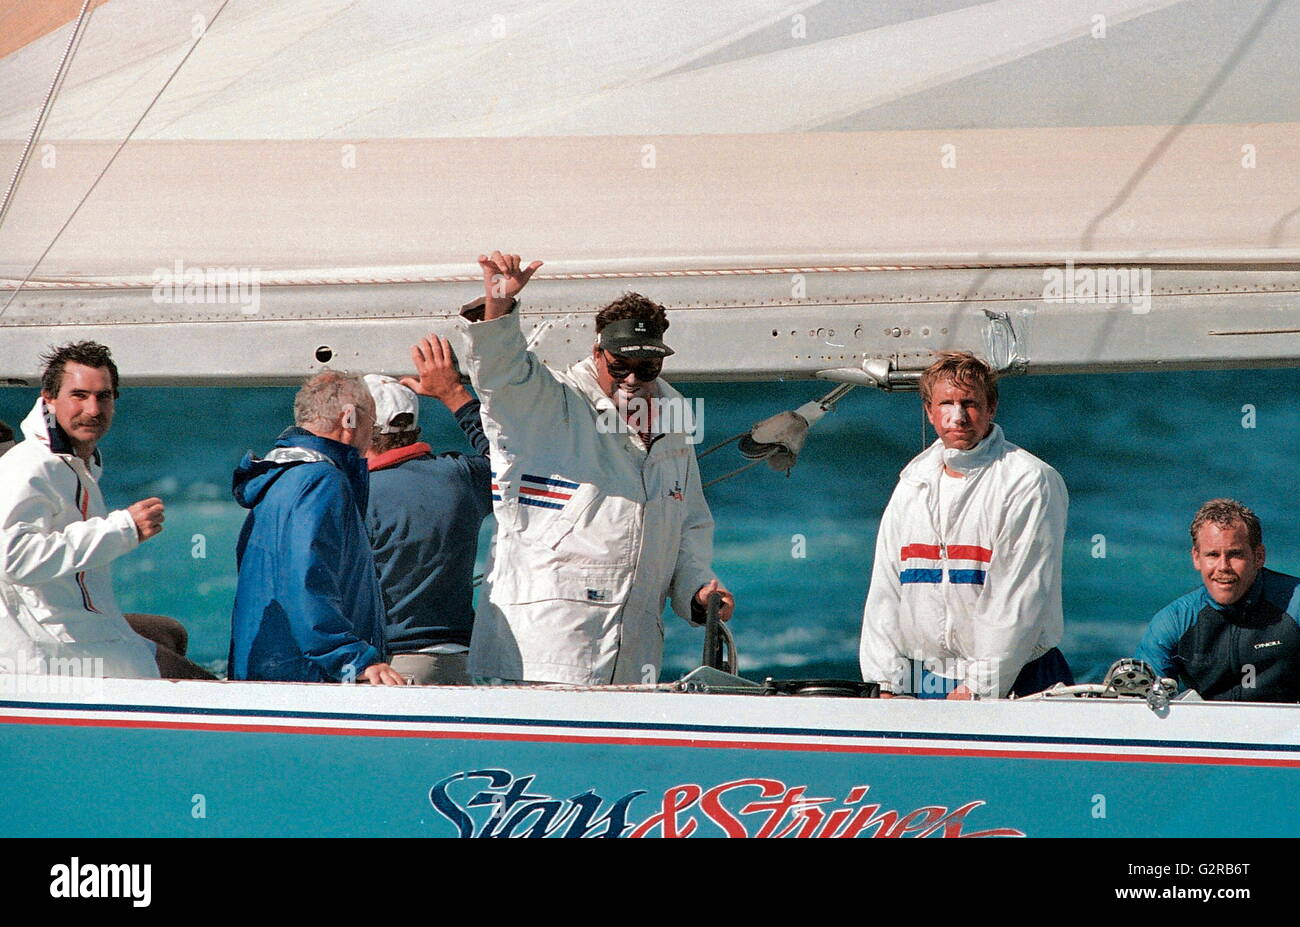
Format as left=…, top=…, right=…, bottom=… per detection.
left=701, top=590, right=725, bottom=670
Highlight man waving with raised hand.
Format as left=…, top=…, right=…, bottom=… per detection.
left=453, top=250, right=733, bottom=686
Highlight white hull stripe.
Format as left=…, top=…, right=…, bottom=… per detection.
left=2, top=700, right=1299, bottom=767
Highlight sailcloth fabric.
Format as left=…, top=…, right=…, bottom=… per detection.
left=0, top=0, right=1296, bottom=287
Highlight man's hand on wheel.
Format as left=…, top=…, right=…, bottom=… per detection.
left=694, top=579, right=735, bottom=621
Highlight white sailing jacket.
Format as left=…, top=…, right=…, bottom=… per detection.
left=859, top=424, right=1067, bottom=697
left=0, top=398, right=159, bottom=678
left=460, top=308, right=716, bottom=685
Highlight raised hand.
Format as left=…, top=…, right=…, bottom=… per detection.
left=478, top=250, right=542, bottom=319
left=401, top=335, right=471, bottom=411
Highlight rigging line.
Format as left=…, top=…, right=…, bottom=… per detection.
left=1079, top=0, right=1282, bottom=249
left=0, top=0, right=234, bottom=320
left=0, top=0, right=94, bottom=234
left=696, top=431, right=746, bottom=459
left=945, top=2, right=1285, bottom=357
left=702, top=458, right=764, bottom=490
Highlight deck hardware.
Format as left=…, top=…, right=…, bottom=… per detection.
left=818, top=359, right=920, bottom=391
left=983, top=308, right=1030, bottom=375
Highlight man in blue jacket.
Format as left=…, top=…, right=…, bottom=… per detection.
left=229, top=371, right=403, bottom=685
left=1136, top=499, right=1300, bottom=702
left=362, top=335, right=493, bottom=685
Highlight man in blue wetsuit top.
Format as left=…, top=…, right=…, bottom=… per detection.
left=1136, top=499, right=1300, bottom=702
left=229, top=371, right=403, bottom=685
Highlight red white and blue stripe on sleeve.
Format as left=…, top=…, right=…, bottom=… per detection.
left=899, top=543, right=991, bottom=585
left=490, top=472, right=580, bottom=510
left=518, top=474, right=579, bottom=510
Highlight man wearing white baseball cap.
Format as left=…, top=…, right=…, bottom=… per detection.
left=362, top=336, right=493, bottom=685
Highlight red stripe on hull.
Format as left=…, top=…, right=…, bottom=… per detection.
left=0, top=714, right=1295, bottom=768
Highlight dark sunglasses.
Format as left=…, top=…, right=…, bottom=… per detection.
left=601, top=351, right=662, bottom=382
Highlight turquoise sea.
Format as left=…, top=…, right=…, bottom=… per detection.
left=2, top=369, right=1296, bottom=684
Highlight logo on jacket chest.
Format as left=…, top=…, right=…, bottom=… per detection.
left=899, top=542, right=993, bottom=586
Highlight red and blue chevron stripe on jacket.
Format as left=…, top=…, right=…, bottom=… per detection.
left=899, top=543, right=992, bottom=586
left=61, top=461, right=101, bottom=614
left=518, top=474, right=579, bottom=510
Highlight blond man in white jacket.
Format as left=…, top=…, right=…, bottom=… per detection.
left=860, top=352, right=1072, bottom=699
left=457, top=251, right=734, bottom=686
left=0, top=342, right=209, bottom=680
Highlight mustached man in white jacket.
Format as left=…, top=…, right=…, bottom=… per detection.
left=455, top=251, right=734, bottom=686
left=0, top=342, right=211, bottom=680
left=860, top=351, right=1073, bottom=700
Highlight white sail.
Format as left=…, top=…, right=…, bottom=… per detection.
left=1, top=0, right=1296, bottom=384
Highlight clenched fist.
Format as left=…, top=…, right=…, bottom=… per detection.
left=128, top=497, right=164, bottom=541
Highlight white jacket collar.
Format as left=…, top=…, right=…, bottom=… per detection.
left=564, top=356, right=684, bottom=410
left=900, top=423, right=1007, bottom=484
left=18, top=396, right=102, bottom=474
left=20, top=396, right=54, bottom=449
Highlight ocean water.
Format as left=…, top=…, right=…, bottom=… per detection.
left=2, top=368, right=1296, bottom=684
